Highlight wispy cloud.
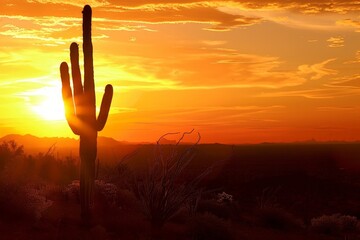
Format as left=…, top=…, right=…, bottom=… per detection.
left=258, top=88, right=360, bottom=99
left=317, top=106, right=356, bottom=111
left=336, top=19, right=360, bottom=32
left=27, top=0, right=109, bottom=7
left=4, top=1, right=360, bottom=33
left=326, top=75, right=360, bottom=88
left=298, top=58, right=337, bottom=80
left=201, top=40, right=227, bottom=46
left=101, top=3, right=263, bottom=31
left=1, top=1, right=263, bottom=31
left=327, top=36, right=345, bottom=48
left=110, top=46, right=311, bottom=89
left=108, top=105, right=285, bottom=129
left=0, top=15, right=113, bottom=46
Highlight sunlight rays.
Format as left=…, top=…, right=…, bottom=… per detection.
left=28, top=85, right=65, bottom=121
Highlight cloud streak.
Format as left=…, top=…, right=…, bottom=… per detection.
left=298, top=59, right=337, bottom=80
left=327, top=37, right=345, bottom=48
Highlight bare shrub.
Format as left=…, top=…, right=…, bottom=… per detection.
left=133, top=130, right=211, bottom=229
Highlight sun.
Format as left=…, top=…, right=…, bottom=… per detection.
left=31, top=86, right=65, bottom=121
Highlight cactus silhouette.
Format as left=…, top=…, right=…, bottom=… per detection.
left=60, top=5, right=113, bottom=220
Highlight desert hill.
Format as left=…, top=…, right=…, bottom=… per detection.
left=0, top=134, right=138, bottom=161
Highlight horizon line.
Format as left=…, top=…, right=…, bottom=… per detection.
left=1, top=133, right=360, bottom=146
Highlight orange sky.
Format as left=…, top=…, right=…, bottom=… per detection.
left=1, top=0, right=360, bottom=143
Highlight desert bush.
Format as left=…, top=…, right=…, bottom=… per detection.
left=188, top=212, right=232, bottom=240
left=311, top=214, right=359, bottom=236
left=35, top=146, right=78, bottom=184
left=133, top=130, right=211, bottom=229
left=95, top=180, right=118, bottom=207
left=1, top=143, right=78, bottom=185
left=217, top=192, right=233, bottom=205
left=23, top=185, right=53, bottom=220
left=0, top=140, right=24, bottom=170
left=341, top=215, right=359, bottom=234
left=255, top=207, right=304, bottom=230
left=63, top=180, right=80, bottom=203
left=0, top=182, right=52, bottom=221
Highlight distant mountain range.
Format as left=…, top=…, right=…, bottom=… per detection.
left=0, top=134, right=139, bottom=159
left=1, top=134, right=358, bottom=158
left=0, top=133, right=185, bottom=160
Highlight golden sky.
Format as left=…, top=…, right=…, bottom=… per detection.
left=1, top=0, right=360, bottom=143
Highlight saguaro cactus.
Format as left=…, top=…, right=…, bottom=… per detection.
left=60, top=5, right=113, bottom=220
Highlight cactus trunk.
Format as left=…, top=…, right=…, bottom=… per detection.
left=60, top=5, right=113, bottom=222
left=79, top=132, right=97, bottom=218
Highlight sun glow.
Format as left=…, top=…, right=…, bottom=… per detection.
left=31, top=86, right=65, bottom=121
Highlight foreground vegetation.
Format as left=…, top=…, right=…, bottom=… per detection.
left=1, top=139, right=360, bottom=239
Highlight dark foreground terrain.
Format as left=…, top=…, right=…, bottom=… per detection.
left=1, top=135, right=360, bottom=239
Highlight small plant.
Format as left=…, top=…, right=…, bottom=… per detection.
left=187, top=189, right=203, bottom=216
left=311, top=214, right=359, bottom=237
left=256, top=186, right=281, bottom=209
left=217, top=192, right=233, bottom=205
left=133, top=130, right=211, bottom=230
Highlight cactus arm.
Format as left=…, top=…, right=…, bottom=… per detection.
left=82, top=5, right=96, bottom=110
left=97, top=84, right=113, bottom=131
left=70, top=42, right=84, bottom=109
left=60, top=62, right=81, bottom=135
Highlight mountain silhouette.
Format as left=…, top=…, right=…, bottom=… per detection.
left=0, top=134, right=138, bottom=161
